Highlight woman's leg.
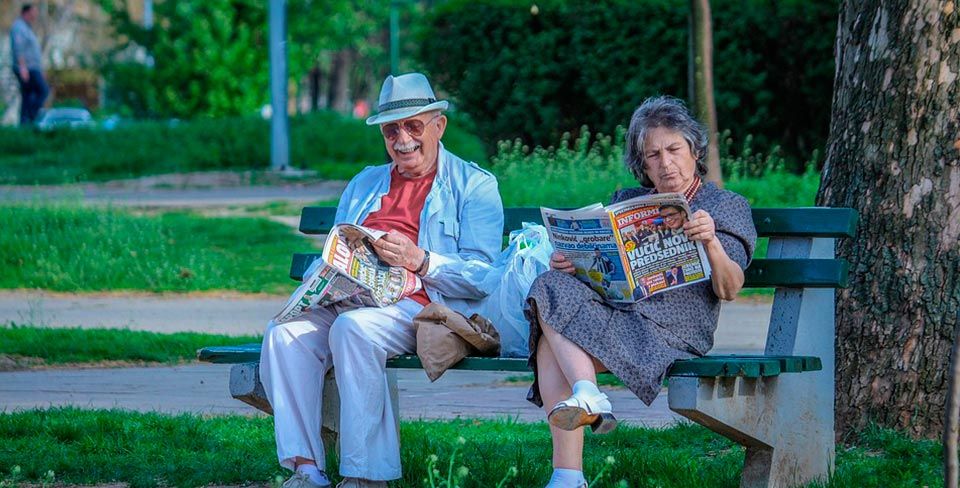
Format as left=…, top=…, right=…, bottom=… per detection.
left=536, top=337, right=584, bottom=470
left=537, top=314, right=617, bottom=435
left=538, top=316, right=597, bottom=386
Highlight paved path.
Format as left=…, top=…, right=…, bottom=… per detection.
left=0, top=181, right=347, bottom=207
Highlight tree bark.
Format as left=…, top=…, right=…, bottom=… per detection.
left=817, top=0, right=960, bottom=439
left=946, top=313, right=960, bottom=488
left=327, top=48, right=353, bottom=115
left=689, top=0, right=723, bottom=187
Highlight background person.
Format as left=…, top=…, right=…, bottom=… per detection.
left=9, top=3, right=48, bottom=125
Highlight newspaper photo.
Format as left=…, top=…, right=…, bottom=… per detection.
left=541, top=193, right=711, bottom=303
left=273, top=224, right=423, bottom=323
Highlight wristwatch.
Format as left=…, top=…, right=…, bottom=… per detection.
left=416, top=250, right=430, bottom=276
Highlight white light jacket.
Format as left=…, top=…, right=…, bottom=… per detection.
left=334, top=143, right=504, bottom=315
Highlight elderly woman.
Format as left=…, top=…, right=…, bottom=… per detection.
left=526, top=96, right=757, bottom=488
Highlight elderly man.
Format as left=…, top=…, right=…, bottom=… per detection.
left=260, top=73, right=504, bottom=488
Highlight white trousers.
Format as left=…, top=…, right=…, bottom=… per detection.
left=260, top=298, right=423, bottom=481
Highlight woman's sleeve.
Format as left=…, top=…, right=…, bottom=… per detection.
left=712, top=194, right=757, bottom=270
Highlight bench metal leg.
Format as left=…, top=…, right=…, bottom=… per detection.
left=230, top=362, right=273, bottom=414
left=669, top=236, right=837, bottom=487
left=669, top=372, right=834, bottom=487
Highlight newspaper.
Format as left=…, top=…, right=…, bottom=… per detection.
left=273, top=224, right=423, bottom=323
left=541, top=192, right=711, bottom=302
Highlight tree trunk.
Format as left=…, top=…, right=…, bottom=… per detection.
left=327, top=48, right=353, bottom=115
left=689, top=0, right=723, bottom=187
left=817, top=0, right=960, bottom=439
left=946, top=313, right=960, bottom=488
left=309, top=65, right=321, bottom=112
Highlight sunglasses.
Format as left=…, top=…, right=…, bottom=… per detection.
left=380, top=114, right=441, bottom=140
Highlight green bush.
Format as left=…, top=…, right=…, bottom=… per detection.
left=0, top=111, right=487, bottom=184
left=490, top=126, right=820, bottom=209
left=417, top=0, right=838, bottom=168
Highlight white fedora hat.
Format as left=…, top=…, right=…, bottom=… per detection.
left=365, top=73, right=449, bottom=126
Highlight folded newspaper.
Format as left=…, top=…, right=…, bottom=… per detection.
left=541, top=192, right=711, bottom=302
left=273, top=224, right=423, bottom=323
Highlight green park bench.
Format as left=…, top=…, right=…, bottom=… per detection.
left=199, top=205, right=857, bottom=488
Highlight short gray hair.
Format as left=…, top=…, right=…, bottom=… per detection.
left=624, top=96, right=709, bottom=188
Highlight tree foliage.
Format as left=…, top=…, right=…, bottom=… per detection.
left=416, top=0, right=838, bottom=167
left=98, top=0, right=389, bottom=118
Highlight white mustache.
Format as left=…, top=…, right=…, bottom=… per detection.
left=393, top=141, right=420, bottom=152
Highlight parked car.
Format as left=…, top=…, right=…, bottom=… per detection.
left=35, top=107, right=96, bottom=131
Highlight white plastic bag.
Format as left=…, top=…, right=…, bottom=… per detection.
left=463, top=223, right=554, bottom=357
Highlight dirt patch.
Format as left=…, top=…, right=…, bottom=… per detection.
left=0, top=289, right=288, bottom=300
left=0, top=355, right=193, bottom=372
left=10, top=483, right=273, bottom=488
left=0, top=354, right=45, bottom=372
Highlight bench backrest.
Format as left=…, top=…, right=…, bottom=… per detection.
left=290, top=207, right=858, bottom=290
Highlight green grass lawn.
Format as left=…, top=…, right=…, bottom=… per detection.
left=0, top=409, right=941, bottom=488
left=0, top=112, right=487, bottom=185
left=0, top=325, right=259, bottom=366
left=0, top=202, right=316, bottom=293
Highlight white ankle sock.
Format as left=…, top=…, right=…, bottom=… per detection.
left=296, top=464, right=329, bottom=486
left=547, top=468, right=586, bottom=487
left=572, top=380, right=601, bottom=398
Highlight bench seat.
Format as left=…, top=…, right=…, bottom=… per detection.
left=197, top=344, right=820, bottom=378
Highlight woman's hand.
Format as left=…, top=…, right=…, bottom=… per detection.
left=684, top=209, right=745, bottom=300
left=550, top=251, right=576, bottom=274
left=683, top=209, right=717, bottom=244
left=371, top=230, right=425, bottom=272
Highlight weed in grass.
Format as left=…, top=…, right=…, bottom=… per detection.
left=0, top=465, right=22, bottom=488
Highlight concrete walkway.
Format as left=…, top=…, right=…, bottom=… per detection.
left=0, top=291, right=770, bottom=426
left=0, top=181, right=347, bottom=207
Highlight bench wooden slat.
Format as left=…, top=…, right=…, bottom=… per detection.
left=197, top=344, right=262, bottom=364
left=387, top=355, right=530, bottom=372
left=743, top=259, right=850, bottom=288
left=196, top=345, right=820, bottom=379
left=298, top=207, right=858, bottom=239
left=289, top=253, right=849, bottom=289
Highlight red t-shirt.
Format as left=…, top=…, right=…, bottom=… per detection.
left=362, top=166, right=437, bottom=305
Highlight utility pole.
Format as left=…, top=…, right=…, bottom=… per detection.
left=390, top=0, right=400, bottom=74
left=143, top=0, right=153, bottom=29
left=269, top=0, right=289, bottom=171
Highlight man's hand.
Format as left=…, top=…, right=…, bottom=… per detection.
left=18, top=65, right=28, bottom=82
left=371, top=230, right=425, bottom=272
left=549, top=251, right=576, bottom=274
